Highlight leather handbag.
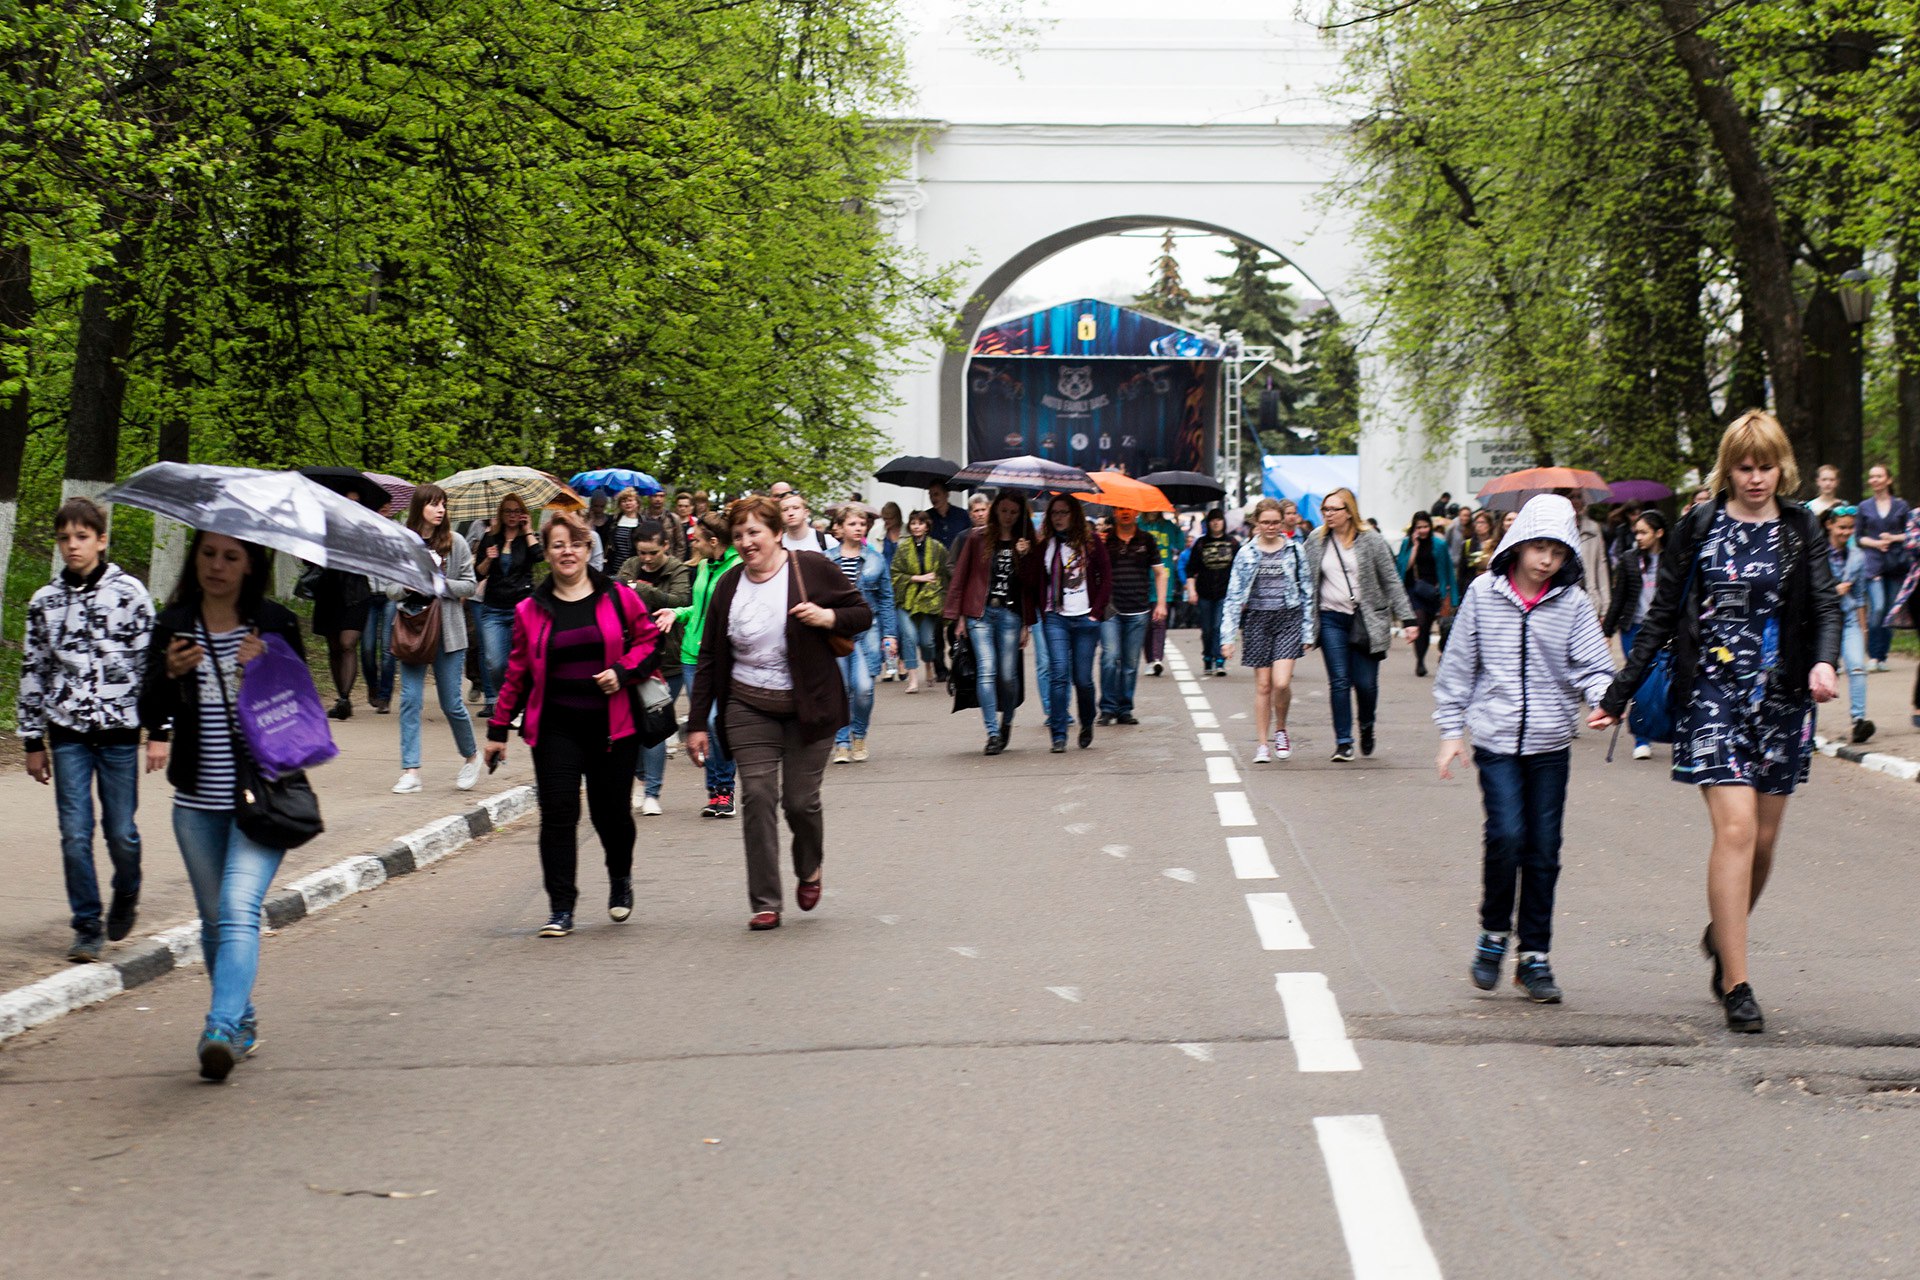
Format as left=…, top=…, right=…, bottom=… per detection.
left=391, top=598, right=443, bottom=664
left=795, top=554, right=858, bottom=658
left=635, top=676, right=679, bottom=748
left=203, top=625, right=325, bottom=850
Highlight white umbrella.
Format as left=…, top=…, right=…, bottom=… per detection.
left=104, top=463, right=444, bottom=595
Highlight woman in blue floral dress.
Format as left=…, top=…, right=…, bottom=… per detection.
left=1595, top=411, right=1839, bottom=1035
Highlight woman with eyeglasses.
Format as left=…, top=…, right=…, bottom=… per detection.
left=1220, top=499, right=1314, bottom=762
left=1602, top=509, right=1667, bottom=759
left=1821, top=505, right=1874, bottom=743
left=1304, top=489, right=1416, bottom=762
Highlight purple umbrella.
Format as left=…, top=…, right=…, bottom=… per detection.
left=1608, top=479, right=1673, bottom=504
left=366, top=472, right=416, bottom=516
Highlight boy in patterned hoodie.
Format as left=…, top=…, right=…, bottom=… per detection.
left=1432, top=495, right=1615, bottom=1003
left=18, top=497, right=158, bottom=962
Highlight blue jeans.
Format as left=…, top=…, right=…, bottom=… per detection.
left=1043, top=612, right=1101, bottom=739
left=51, top=740, right=142, bottom=935
left=1099, top=610, right=1149, bottom=716
left=966, top=605, right=1024, bottom=734
left=399, top=647, right=478, bottom=769
left=1033, top=613, right=1057, bottom=724
left=474, top=602, right=517, bottom=703
left=1473, top=747, right=1570, bottom=954
left=685, top=662, right=736, bottom=792
left=1620, top=624, right=1650, bottom=749
left=1867, top=573, right=1899, bottom=662
left=360, top=598, right=396, bottom=705
left=639, top=667, right=687, bottom=798
left=834, top=626, right=882, bottom=745
left=1841, top=614, right=1869, bottom=722
left=173, top=805, right=284, bottom=1036
left=1196, top=596, right=1227, bottom=669
left=906, top=613, right=943, bottom=673
left=1318, top=611, right=1380, bottom=747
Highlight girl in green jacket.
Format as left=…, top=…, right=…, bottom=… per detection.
left=891, top=509, right=951, bottom=692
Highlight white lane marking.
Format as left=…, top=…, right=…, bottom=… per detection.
left=1102, top=844, right=1131, bottom=858
left=1228, top=711, right=1247, bottom=720
left=1064, top=822, right=1094, bottom=836
left=1314, top=1115, right=1443, bottom=1280
left=950, top=946, right=980, bottom=958
left=1161, top=867, right=1197, bottom=883
left=1184, top=695, right=1212, bottom=711
left=1047, top=986, right=1083, bottom=1003
left=1226, top=836, right=1278, bottom=879
left=1274, top=973, right=1362, bottom=1072
left=1192, top=711, right=1220, bottom=728
left=1177, top=681, right=1204, bottom=695
left=1197, top=732, right=1230, bottom=752
left=1206, top=756, right=1240, bottom=785
left=876, top=915, right=900, bottom=925
left=1214, top=791, right=1256, bottom=826
left=1054, top=800, right=1086, bottom=814
left=1176, top=1043, right=1215, bottom=1062
left=1245, top=893, right=1313, bottom=949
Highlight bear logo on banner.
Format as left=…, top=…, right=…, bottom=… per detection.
left=1058, top=366, right=1095, bottom=402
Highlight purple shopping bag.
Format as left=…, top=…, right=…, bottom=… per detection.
left=237, top=633, right=339, bottom=778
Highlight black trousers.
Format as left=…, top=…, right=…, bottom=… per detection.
left=531, top=731, right=642, bottom=913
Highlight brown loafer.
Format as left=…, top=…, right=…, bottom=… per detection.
left=749, top=911, right=781, bottom=931
left=796, top=879, right=822, bottom=912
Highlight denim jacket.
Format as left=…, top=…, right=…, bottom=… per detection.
left=1219, top=538, right=1316, bottom=648
left=1828, top=540, right=1870, bottom=631
left=834, top=541, right=897, bottom=646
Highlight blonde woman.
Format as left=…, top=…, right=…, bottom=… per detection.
left=1304, top=488, right=1415, bottom=762
left=606, top=487, right=645, bottom=570
left=1594, top=410, right=1839, bottom=1033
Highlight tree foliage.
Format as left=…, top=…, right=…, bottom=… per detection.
left=1335, top=0, right=1920, bottom=495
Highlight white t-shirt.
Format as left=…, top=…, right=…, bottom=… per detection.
left=1047, top=541, right=1092, bottom=617
left=729, top=563, right=792, bottom=690
left=1319, top=537, right=1358, bottom=616
left=781, top=528, right=825, bottom=553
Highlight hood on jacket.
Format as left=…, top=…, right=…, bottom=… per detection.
left=1487, top=494, right=1584, bottom=587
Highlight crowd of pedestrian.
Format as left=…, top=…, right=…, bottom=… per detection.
left=14, top=427, right=1919, bottom=1083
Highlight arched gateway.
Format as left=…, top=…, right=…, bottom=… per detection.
left=870, top=3, right=1461, bottom=531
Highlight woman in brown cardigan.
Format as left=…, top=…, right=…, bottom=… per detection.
left=688, top=496, right=873, bottom=930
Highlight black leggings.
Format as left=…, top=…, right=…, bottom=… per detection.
left=531, top=731, right=642, bottom=913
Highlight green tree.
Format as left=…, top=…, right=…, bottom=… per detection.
left=1134, top=229, right=1197, bottom=326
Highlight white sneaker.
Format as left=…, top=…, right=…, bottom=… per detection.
left=1273, top=730, right=1292, bottom=761
left=455, top=758, right=482, bottom=791
left=1632, top=744, right=1653, bottom=760
left=1252, top=743, right=1272, bottom=764
left=831, top=744, right=852, bottom=764
left=640, top=795, right=663, bottom=816
left=1871, top=660, right=1891, bottom=673
left=665, top=742, right=677, bottom=758
left=392, top=771, right=422, bottom=794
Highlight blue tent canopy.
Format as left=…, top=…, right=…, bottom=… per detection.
left=972, top=298, right=1224, bottom=359
left=1262, top=455, right=1360, bottom=525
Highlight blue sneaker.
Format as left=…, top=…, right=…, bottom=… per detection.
left=1470, top=932, right=1508, bottom=990
left=198, top=1030, right=238, bottom=1082
left=237, top=1018, right=259, bottom=1058
left=1514, top=955, right=1563, bottom=1003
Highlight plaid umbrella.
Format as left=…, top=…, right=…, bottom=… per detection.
left=104, top=464, right=441, bottom=594
left=437, top=466, right=584, bottom=523
left=950, top=455, right=1098, bottom=494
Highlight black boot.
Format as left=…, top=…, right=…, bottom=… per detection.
left=1722, top=982, right=1763, bottom=1033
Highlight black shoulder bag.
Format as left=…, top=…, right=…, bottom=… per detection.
left=203, top=623, right=325, bottom=850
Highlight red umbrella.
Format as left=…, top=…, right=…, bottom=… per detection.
left=1477, top=466, right=1608, bottom=513
left=1071, top=471, right=1175, bottom=514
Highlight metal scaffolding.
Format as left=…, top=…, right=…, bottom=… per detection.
left=1211, top=328, right=1274, bottom=506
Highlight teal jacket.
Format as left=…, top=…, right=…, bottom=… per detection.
left=1395, top=534, right=1459, bottom=607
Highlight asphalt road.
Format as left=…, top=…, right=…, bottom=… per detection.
left=3, top=638, right=1918, bottom=1278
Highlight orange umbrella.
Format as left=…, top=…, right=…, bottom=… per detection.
left=1476, top=466, right=1608, bottom=512
left=1071, top=471, right=1175, bottom=513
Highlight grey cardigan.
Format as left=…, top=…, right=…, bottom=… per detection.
left=385, top=534, right=478, bottom=654
left=1304, top=526, right=1413, bottom=656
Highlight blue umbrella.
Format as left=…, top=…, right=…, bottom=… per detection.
left=569, top=468, right=662, bottom=496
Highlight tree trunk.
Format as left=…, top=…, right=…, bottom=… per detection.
left=64, top=229, right=142, bottom=510
left=1657, top=0, right=1807, bottom=450
left=1801, top=286, right=1861, bottom=499
left=0, top=241, right=31, bottom=634
left=149, top=272, right=193, bottom=603
left=1895, top=235, right=1920, bottom=498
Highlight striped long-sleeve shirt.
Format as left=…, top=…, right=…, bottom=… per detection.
left=1432, top=495, right=1616, bottom=755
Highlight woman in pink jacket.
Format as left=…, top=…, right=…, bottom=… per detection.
left=483, top=511, right=663, bottom=938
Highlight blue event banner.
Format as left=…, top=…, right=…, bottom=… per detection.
left=966, top=357, right=1215, bottom=476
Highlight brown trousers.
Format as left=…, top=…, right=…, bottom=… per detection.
left=723, top=698, right=833, bottom=912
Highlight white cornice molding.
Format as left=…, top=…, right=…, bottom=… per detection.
left=894, top=121, right=1354, bottom=147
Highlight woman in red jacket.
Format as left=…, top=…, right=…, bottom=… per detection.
left=483, top=511, right=663, bottom=938
left=1025, top=495, right=1112, bottom=751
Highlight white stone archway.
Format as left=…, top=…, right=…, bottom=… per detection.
left=870, top=3, right=1467, bottom=532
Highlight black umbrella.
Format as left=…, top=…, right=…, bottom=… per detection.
left=1138, top=470, right=1226, bottom=507
left=299, top=466, right=387, bottom=511
left=874, top=455, right=962, bottom=489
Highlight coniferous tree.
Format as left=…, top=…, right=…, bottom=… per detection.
left=1133, top=229, right=1198, bottom=326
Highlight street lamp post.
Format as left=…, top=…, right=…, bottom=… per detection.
left=1838, top=268, right=1873, bottom=498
